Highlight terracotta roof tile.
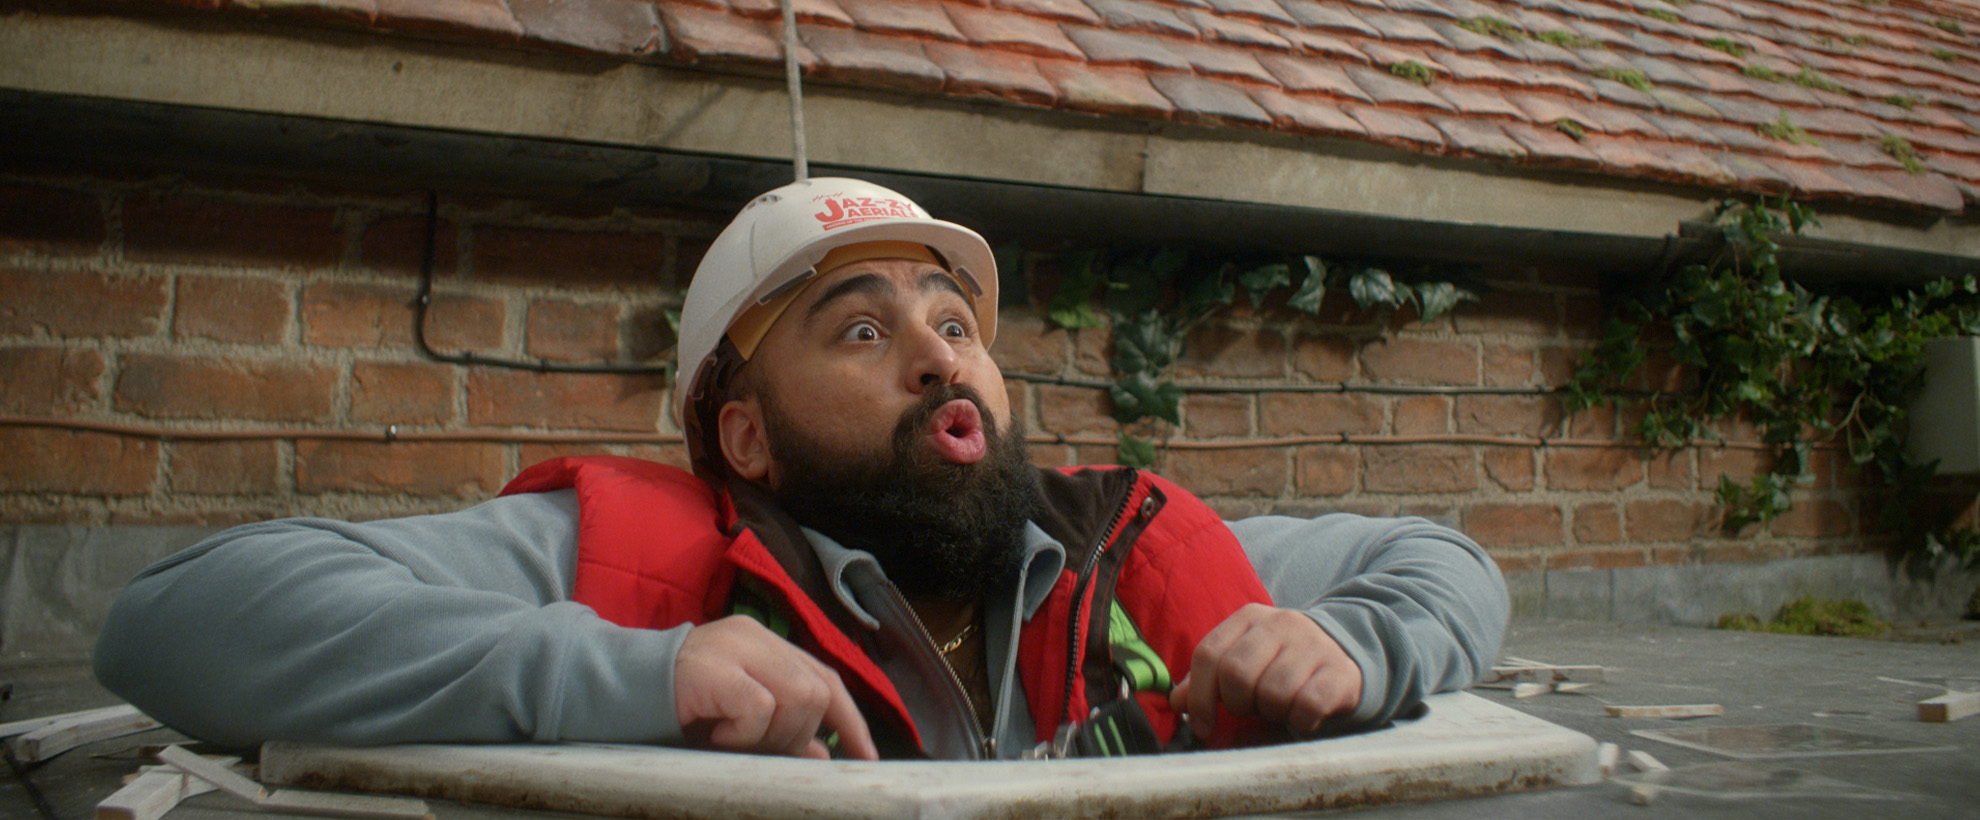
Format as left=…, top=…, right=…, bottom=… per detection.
left=1501, top=120, right=1604, bottom=168
left=1719, top=153, right=1795, bottom=194
left=1506, top=91, right=1592, bottom=128
left=834, top=0, right=965, bottom=40
left=1574, top=48, right=1642, bottom=74
left=1201, top=0, right=1298, bottom=26
left=1343, top=63, right=1457, bottom=111
left=1257, top=53, right=1377, bottom=101
left=1273, top=27, right=1371, bottom=63
left=1589, top=77, right=1661, bottom=110
left=1927, top=152, right=1980, bottom=185
left=1764, top=158, right=1889, bottom=200
left=1647, top=143, right=1740, bottom=186
left=1729, top=73, right=1823, bottom=106
left=1185, top=8, right=1295, bottom=49
left=1693, top=92, right=1786, bottom=126
left=1432, top=51, right=1523, bottom=85
left=1249, top=87, right=1371, bottom=136
left=1355, top=10, right=1453, bottom=46
left=801, top=25, right=946, bottom=91
left=1578, top=103, right=1664, bottom=138
left=372, top=0, right=518, bottom=38
left=1037, top=58, right=1176, bottom=116
left=1344, top=104, right=1448, bottom=150
left=1337, top=0, right=1392, bottom=11
left=1507, top=65, right=1598, bottom=100
left=1646, top=88, right=1722, bottom=119
left=1625, top=54, right=1706, bottom=91
left=1819, top=136, right=1908, bottom=171
left=1704, top=119, right=1783, bottom=153
left=1385, top=0, right=1462, bottom=19
left=1562, top=19, right=1635, bottom=49
left=1427, top=114, right=1528, bottom=158
left=1583, top=134, right=1689, bottom=177
left=1276, top=0, right=1382, bottom=38
left=1794, top=107, right=1887, bottom=140
left=510, top=0, right=657, bottom=55
left=1084, top=0, right=1198, bottom=36
left=1430, top=83, right=1528, bottom=118
left=926, top=41, right=1058, bottom=105
left=1169, top=39, right=1280, bottom=82
left=1358, top=42, right=1447, bottom=75
left=1063, top=26, right=1191, bottom=69
left=1150, top=72, right=1275, bottom=124
left=659, top=3, right=805, bottom=65
left=943, top=3, right=1083, bottom=58
left=991, top=0, right=1102, bottom=25
left=1642, top=112, right=1723, bottom=146
left=1506, top=37, right=1590, bottom=70
left=1900, top=125, right=1980, bottom=156
left=1421, top=19, right=1529, bottom=60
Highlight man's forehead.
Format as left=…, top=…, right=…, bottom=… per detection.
left=797, top=260, right=970, bottom=319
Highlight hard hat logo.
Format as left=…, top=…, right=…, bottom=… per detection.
left=813, top=196, right=919, bottom=229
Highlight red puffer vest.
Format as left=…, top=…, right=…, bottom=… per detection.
left=500, top=455, right=1274, bottom=756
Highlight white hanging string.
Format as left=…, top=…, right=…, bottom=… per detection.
left=780, top=0, right=808, bottom=181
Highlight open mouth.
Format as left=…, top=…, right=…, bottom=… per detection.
left=924, top=398, right=988, bottom=465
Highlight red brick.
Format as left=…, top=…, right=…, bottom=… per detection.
left=1260, top=393, right=1382, bottom=436
left=1292, top=333, right=1355, bottom=381
left=1359, top=337, right=1477, bottom=385
left=0, top=185, right=103, bottom=255
left=0, top=269, right=169, bottom=338
left=1363, top=445, right=1477, bottom=493
left=1769, top=498, right=1852, bottom=538
left=1175, top=324, right=1286, bottom=379
left=1392, top=395, right=1449, bottom=434
left=1455, top=394, right=1560, bottom=437
left=1463, top=503, right=1564, bottom=548
left=1482, top=345, right=1535, bottom=387
left=353, top=361, right=457, bottom=425
left=1563, top=296, right=1605, bottom=339
left=1453, top=290, right=1557, bottom=336
left=1648, top=450, right=1693, bottom=489
left=474, top=226, right=672, bottom=291
left=1184, top=393, right=1251, bottom=438
left=1004, top=379, right=1031, bottom=434
left=1547, top=547, right=1647, bottom=571
left=174, top=275, right=289, bottom=344
left=1031, top=443, right=1077, bottom=469
left=1484, top=448, right=1535, bottom=490
left=0, top=347, right=103, bottom=414
left=115, top=354, right=336, bottom=421
left=296, top=440, right=508, bottom=496
left=1696, top=542, right=1790, bottom=564
left=1490, top=551, right=1544, bottom=574
left=468, top=370, right=666, bottom=431
left=1164, top=447, right=1288, bottom=497
left=1074, top=325, right=1111, bottom=375
left=302, top=281, right=505, bottom=353
left=111, top=509, right=272, bottom=527
left=1625, top=499, right=1711, bottom=541
left=0, top=428, right=157, bottom=495
left=992, top=310, right=1071, bottom=374
left=527, top=299, right=621, bottom=362
left=170, top=440, right=281, bottom=494
left=124, top=194, right=342, bottom=269
left=1294, top=446, right=1356, bottom=495
left=1564, top=404, right=1617, bottom=438
left=1699, top=446, right=1773, bottom=484
left=1537, top=345, right=1584, bottom=386
left=361, top=213, right=459, bottom=278
left=1573, top=502, right=1622, bottom=543
left=1545, top=447, right=1644, bottom=491
left=1036, top=383, right=1117, bottom=435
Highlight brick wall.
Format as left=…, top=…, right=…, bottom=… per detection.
left=0, top=170, right=1884, bottom=572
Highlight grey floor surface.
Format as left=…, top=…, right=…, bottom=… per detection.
left=4, top=617, right=1976, bottom=820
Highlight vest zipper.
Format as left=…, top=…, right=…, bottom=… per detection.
left=886, top=582, right=988, bottom=760
left=1060, top=469, right=1138, bottom=729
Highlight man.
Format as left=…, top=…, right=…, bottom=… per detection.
left=95, top=177, right=1507, bottom=762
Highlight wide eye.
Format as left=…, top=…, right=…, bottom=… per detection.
left=938, top=319, right=968, bottom=339
left=842, top=321, right=880, bottom=343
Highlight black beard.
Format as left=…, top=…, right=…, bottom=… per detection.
left=762, top=384, right=1039, bottom=602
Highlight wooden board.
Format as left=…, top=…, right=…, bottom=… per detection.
left=1917, top=691, right=1980, bottom=723
left=1605, top=704, right=1724, bottom=719
left=8, top=705, right=160, bottom=762
left=97, top=771, right=217, bottom=820
left=262, top=692, right=1598, bottom=820
left=1488, top=665, right=1604, bottom=685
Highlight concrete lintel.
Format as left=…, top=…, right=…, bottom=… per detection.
left=3, top=9, right=1975, bottom=269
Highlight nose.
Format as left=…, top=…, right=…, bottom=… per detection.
left=902, top=322, right=961, bottom=394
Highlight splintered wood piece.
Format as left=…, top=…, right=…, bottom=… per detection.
left=97, top=770, right=217, bottom=820
left=1918, top=691, right=1980, bottom=723
left=1596, top=743, right=1620, bottom=778
left=1604, top=704, right=1723, bottom=719
left=0, top=704, right=142, bottom=739
left=1626, top=750, right=1668, bottom=772
left=8, top=705, right=160, bottom=762
left=158, top=745, right=433, bottom=820
left=1624, top=749, right=1671, bottom=806
left=1553, top=682, right=1594, bottom=694
left=1512, top=683, right=1550, bottom=699
left=157, top=746, right=267, bottom=802
left=1489, top=665, right=1605, bottom=684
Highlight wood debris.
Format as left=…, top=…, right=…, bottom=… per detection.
left=100, top=762, right=226, bottom=820
left=1917, top=690, right=1979, bottom=723
left=1604, top=703, right=1723, bottom=719
left=1512, top=683, right=1550, bottom=698
left=5, top=704, right=160, bottom=763
left=1489, top=664, right=1605, bottom=685
left=1595, top=742, right=1620, bottom=778
left=1624, top=750, right=1670, bottom=806
left=157, top=746, right=434, bottom=820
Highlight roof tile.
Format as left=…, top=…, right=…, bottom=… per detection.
left=1384, top=0, right=1460, bottom=19
left=1794, top=107, right=1886, bottom=140
left=1184, top=8, right=1293, bottom=49
left=1037, top=58, right=1176, bottom=117
left=1421, top=19, right=1528, bottom=61
left=1819, top=136, right=1907, bottom=171
left=1703, top=120, right=1782, bottom=153
left=372, top=0, right=519, bottom=38
left=1506, top=37, right=1590, bottom=70
left=1562, top=19, right=1633, bottom=49
left=1149, top=72, right=1274, bottom=125
left=1344, top=105, right=1447, bottom=150
left=990, top=0, right=1102, bottom=25
left=781, top=0, right=853, bottom=26
left=1063, top=26, right=1191, bottom=70
left=511, top=0, right=657, bottom=55
left=1589, top=77, right=1661, bottom=111
left=1899, top=125, right=1980, bottom=156
left=1167, top=40, right=1278, bottom=83
left=1647, top=88, right=1723, bottom=119
left=1719, top=153, right=1795, bottom=194
left=1275, top=0, right=1381, bottom=38
left=1083, top=0, right=1197, bottom=36
left=1762, top=158, right=1886, bottom=201
left=1645, top=143, right=1740, bottom=186
left=1249, top=87, right=1371, bottom=137
left=1625, top=54, right=1705, bottom=91
left=1358, top=42, right=1447, bottom=76
left=925, top=41, right=1057, bottom=106
left=835, top=0, right=964, bottom=40
left=1727, top=73, right=1821, bottom=106
left=1200, top=0, right=1297, bottom=26
left=1507, top=66, right=1598, bottom=100
left=1927, top=152, right=1980, bottom=185
left=1355, top=10, right=1453, bottom=46
left=943, top=3, right=1082, bottom=58
left=1432, top=51, right=1523, bottom=86
left=1577, top=103, right=1664, bottom=138
left=1506, top=91, right=1591, bottom=128
left=801, top=25, right=945, bottom=91
left=1426, top=115, right=1527, bottom=158
left=1429, top=83, right=1527, bottom=118
left=1642, top=112, right=1722, bottom=146
left=659, top=4, right=803, bottom=65
left=1343, top=63, right=1457, bottom=111
left=1582, top=134, right=1686, bottom=177
left=1574, top=48, right=1640, bottom=73
left=1501, top=121, right=1603, bottom=167
left=1272, top=27, right=1370, bottom=63
left=1336, top=0, right=1391, bottom=10
left=1257, top=53, right=1375, bottom=101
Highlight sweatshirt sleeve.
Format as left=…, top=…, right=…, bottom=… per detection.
left=92, top=490, right=691, bottom=749
left=1228, top=514, right=1509, bottom=728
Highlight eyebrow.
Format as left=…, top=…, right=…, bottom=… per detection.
left=801, top=270, right=968, bottom=325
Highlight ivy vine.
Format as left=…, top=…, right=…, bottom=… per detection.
left=1564, top=197, right=1980, bottom=565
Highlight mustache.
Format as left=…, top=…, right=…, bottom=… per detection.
left=889, top=384, right=996, bottom=459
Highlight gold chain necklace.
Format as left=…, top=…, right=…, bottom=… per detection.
left=937, top=621, right=976, bottom=656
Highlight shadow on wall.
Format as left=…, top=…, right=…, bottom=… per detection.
left=0, top=526, right=225, bottom=658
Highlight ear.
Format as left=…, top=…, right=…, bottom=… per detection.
left=716, top=397, right=773, bottom=483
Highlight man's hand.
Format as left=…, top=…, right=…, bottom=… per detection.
left=674, top=616, right=878, bottom=760
left=1170, top=603, right=1362, bottom=739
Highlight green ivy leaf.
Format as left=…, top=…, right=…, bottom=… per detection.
left=1349, top=267, right=1405, bottom=310
left=1415, top=281, right=1467, bottom=323
left=1048, top=250, right=1108, bottom=329
left=1288, top=260, right=1328, bottom=315
left=1109, top=373, right=1183, bottom=424
left=1238, top=262, right=1291, bottom=306
left=1116, top=431, right=1157, bottom=469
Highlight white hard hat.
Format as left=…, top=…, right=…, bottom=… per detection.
left=674, top=176, right=998, bottom=436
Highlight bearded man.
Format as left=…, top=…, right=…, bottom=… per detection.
left=95, top=178, right=1508, bottom=761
